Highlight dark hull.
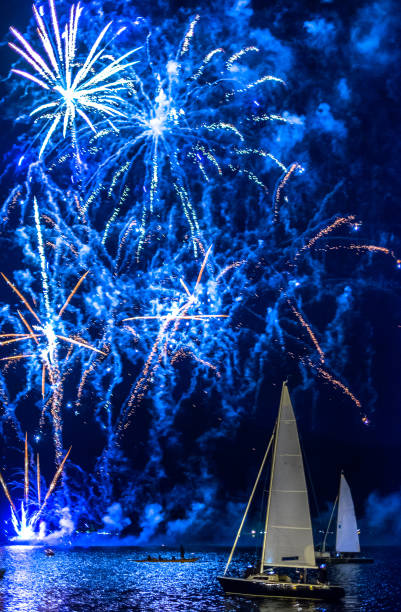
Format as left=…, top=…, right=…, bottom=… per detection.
left=316, top=555, right=374, bottom=565
left=217, top=576, right=345, bottom=602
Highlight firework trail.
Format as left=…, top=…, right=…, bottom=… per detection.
left=118, top=244, right=228, bottom=433
left=0, top=197, right=106, bottom=461
left=0, top=436, right=70, bottom=539
left=82, top=15, right=286, bottom=260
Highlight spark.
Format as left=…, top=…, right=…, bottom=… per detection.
left=119, top=246, right=228, bottom=432
left=0, top=472, right=15, bottom=511
left=253, top=113, right=291, bottom=123
left=288, top=300, right=325, bottom=364
left=274, top=162, right=302, bottom=220
left=316, top=366, right=361, bottom=410
left=171, top=348, right=220, bottom=376
left=0, top=334, right=36, bottom=346
left=76, top=347, right=108, bottom=406
left=323, top=244, right=396, bottom=259
left=24, top=432, right=29, bottom=504
left=235, top=147, right=287, bottom=172
left=58, top=270, right=90, bottom=317
left=216, top=260, right=246, bottom=282
left=0, top=273, right=41, bottom=324
left=37, top=453, right=41, bottom=506
left=17, top=310, right=39, bottom=345
left=41, top=446, right=71, bottom=508
left=179, top=15, right=200, bottom=56
left=33, top=197, right=51, bottom=318
left=226, top=46, right=259, bottom=70
left=56, top=334, right=107, bottom=355
left=0, top=353, right=34, bottom=362
left=295, top=215, right=356, bottom=257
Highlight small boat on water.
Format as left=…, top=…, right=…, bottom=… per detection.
left=45, top=548, right=55, bottom=557
left=135, top=557, right=199, bottom=563
left=218, top=382, right=345, bottom=602
left=136, top=547, right=199, bottom=563
left=316, top=472, right=373, bottom=565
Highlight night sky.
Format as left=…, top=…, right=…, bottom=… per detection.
left=0, top=0, right=400, bottom=545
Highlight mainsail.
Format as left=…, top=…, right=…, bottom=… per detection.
left=336, top=473, right=360, bottom=553
left=262, top=383, right=316, bottom=568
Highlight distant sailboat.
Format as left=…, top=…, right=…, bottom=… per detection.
left=316, top=472, right=373, bottom=564
left=218, top=382, right=345, bottom=601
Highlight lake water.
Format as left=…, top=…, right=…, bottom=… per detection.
left=0, top=546, right=399, bottom=611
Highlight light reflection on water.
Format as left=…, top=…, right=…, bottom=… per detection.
left=0, top=546, right=399, bottom=611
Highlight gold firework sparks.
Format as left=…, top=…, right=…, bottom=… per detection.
left=120, top=245, right=228, bottom=433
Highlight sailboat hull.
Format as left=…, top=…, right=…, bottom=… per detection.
left=217, top=576, right=345, bottom=601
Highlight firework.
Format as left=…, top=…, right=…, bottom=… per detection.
left=2, top=2, right=397, bottom=544
left=85, top=16, right=286, bottom=259
left=0, top=438, right=70, bottom=540
left=119, top=245, right=228, bottom=432
left=9, top=0, right=140, bottom=158
left=0, top=199, right=107, bottom=461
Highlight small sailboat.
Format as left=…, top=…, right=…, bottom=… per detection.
left=218, top=382, right=345, bottom=601
left=316, top=472, right=373, bottom=564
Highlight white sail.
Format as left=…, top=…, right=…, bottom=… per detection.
left=263, top=383, right=316, bottom=568
left=336, top=473, right=360, bottom=553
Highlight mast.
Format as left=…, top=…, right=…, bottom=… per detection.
left=336, top=472, right=360, bottom=553
left=261, top=381, right=316, bottom=570
left=260, top=387, right=281, bottom=572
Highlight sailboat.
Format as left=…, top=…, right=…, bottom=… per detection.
left=316, top=472, right=374, bottom=564
left=217, top=382, right=345, bottom=601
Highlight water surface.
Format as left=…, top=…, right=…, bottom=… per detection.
left=0, top=546, right=399, bottom=611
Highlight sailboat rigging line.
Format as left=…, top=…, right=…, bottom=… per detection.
left=223, top=423, right=277, bottom=576
left=260, top=385, right=284, bottom=573
left=322, top=495, right=338, bottom=553
left=298, top=424, right=322, bottom=542
left=255, top=453, right=270, bottom=564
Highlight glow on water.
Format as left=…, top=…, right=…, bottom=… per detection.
left=0, top=546, right=399, bottom=611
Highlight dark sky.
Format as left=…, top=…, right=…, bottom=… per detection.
left=0, top=0, right=400, bottom=542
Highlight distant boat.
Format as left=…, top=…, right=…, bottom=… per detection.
left=316, top=472, right=374, bottom=565
left=135, top=557, right=199, bottom=563
left=45, top=548, right=55, bottom=557
left=218, top=382, right=345, bottom=602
